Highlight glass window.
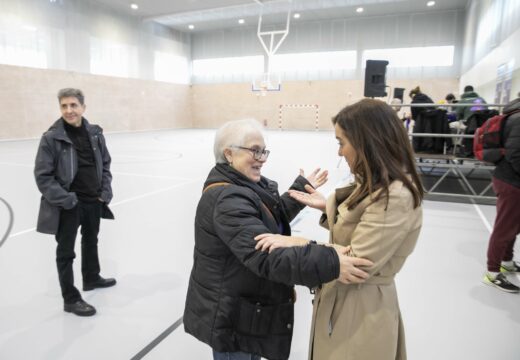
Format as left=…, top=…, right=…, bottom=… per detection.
left=192, top=55, right=264, bottom=77
left=154, top=51, right=189, bottom=84
left=0, top=27, right=47, bottom=69
left=271, top=51, right=357, bottom=72
left=90, top=37, right=137, bottom=78
left=362, top=46, right=454, bottom=67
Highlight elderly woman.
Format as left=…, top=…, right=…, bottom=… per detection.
left=256, top=99, right=424, bottom=360
left=183, top=119, right=373, bottom=360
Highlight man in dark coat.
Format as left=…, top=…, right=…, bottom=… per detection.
left=34, top=88, right=116, bottom=316
left=483, top=97, right=520, bottom=293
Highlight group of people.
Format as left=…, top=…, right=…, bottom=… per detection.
left=399, top=85, right=488, bottom=131
left=33, top=87, right=520, bottom=360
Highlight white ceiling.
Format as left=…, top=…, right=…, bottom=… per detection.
left=94, top=0, right=469, bottom=33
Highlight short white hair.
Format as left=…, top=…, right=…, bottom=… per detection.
left=214, top=119, right=265, bottom=164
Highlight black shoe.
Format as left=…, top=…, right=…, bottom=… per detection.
left=83, top=276, right=117, bottom=291
left=483, top=273, right=520, bottom=293
left=64, top=300, right=96, bottom=316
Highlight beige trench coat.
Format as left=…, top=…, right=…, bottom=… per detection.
left=309, top=180, right=422, bottom=360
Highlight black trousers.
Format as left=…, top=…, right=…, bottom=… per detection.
left=55, top=201, right=102, bottom=304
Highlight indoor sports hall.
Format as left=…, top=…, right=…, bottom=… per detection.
left=0, top=1, right=519, bottom=359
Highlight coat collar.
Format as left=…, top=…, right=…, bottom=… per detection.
left=46, top=117, right=99, bottom=143
left=206, top=163, right=278, bottom=209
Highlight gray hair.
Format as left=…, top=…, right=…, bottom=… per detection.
left=214, top=119, right=265, bottom=164
left=57, top=88, right=85, bottom=105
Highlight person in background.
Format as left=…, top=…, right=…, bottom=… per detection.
left=391, top=98, right=413, bottom=134
left=444, top=93, right=458, bottom=122
left=34, top=88, right=116, bottom=317
left=456, top=85, right=487, bottom=121
left=445, top=93, right=457, bottom=104
left=483, top=96, right=520, bottom=293
left=409, top=86, right=434, bottom=121
left=183, top=119, right=373, bottom=360
left=255, top=99, right=424, bottom=360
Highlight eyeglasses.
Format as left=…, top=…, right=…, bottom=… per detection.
left=231, top=146, right=270, bottom=161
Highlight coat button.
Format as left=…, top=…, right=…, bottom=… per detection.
left=256, top=309, right=261, bottom=313
left=287, top=324, right=292, bottom=329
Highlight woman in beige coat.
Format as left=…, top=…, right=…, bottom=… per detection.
left=255, top=99, right=424, bottom=360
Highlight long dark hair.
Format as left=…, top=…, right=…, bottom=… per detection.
left=332, top=98, right=423, bottom=209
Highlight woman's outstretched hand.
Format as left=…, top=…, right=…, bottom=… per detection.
left=254, top=233, right=308, bottom=253
left=300, top=168, right=328, bottom=189
left=289, top=185, right=326, bottom=211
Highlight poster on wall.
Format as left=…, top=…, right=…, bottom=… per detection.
left=495, top=60, right=514, bottom=105
left=502, top=60, right=514, bottom=104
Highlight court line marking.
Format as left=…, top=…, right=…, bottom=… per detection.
left=7, top=179, right=199, bottom=239
left=0, top=161, right=194, bottom=181
left=130, top=316, right=183, bottom=360
left=472, top=203, right=493, bottom=234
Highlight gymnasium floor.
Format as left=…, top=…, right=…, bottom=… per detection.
left=0, top=129, right=518, bottom=360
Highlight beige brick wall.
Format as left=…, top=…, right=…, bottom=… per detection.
left=0, top=63, right=460, bottom=139
left=191, top=78, right=460, bottom=130
left=0, top=65, right=192, bottom=140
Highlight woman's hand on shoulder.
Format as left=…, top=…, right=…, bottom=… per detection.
left=254, top=233, right=309, bottom=253
left=300, top=168, right=328, bottom=189
left=289, top=185, right=326, bottom=211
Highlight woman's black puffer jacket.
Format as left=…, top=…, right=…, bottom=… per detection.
left=184, top=164, right=339, bottom=360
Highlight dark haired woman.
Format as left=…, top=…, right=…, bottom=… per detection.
left=409, top=85, right=434, bottom=121
left=255, top=99, right=424, bottom=360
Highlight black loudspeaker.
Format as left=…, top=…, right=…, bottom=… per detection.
left=364, top=60, right=389, bottom=97
left=393, top=88, right=405, bottom=101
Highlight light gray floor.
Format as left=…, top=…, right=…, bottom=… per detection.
left=0, top=129, right=518, bottom=360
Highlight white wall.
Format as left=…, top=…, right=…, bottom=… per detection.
left=460, top=0, right=520, bottom=101
left=0, top=0, right=193, bottom=139
left=0, top=0, right=191, bottom=83
left=191, top=9, right=465, bottom=83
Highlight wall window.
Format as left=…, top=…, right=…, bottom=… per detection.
left=154, top=51, right=189, bottom=84
left=90, top=37, right=137, bottom=78
left=0, top=27, right=47, bottom=69
left=362, top=46, right=454, bottom=67
left=271, top=51, right=357, bottom=72
left=192, top=55, right=264, bottom=77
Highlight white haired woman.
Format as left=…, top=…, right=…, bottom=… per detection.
left=183, top=119, right=373, bottom=360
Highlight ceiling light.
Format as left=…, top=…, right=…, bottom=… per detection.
left=188, top=24, right=194, bottom=30
left=238, top=19, right=245, bottom=24
left=356, top=7, right=364, bottom=13
left=293, top=13, right=301, bottom=19
left=130, top=3, right=138, bottom=10
left=427, top=1, right=435, bottom=6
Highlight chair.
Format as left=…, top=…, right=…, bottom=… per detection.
left=412, top=109, right=450, bottom=154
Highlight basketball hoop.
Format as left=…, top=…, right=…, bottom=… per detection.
left=252, top=72, right=281, bottom=96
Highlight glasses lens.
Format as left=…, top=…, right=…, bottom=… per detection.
left=255, top=149, right=269, bottom=160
